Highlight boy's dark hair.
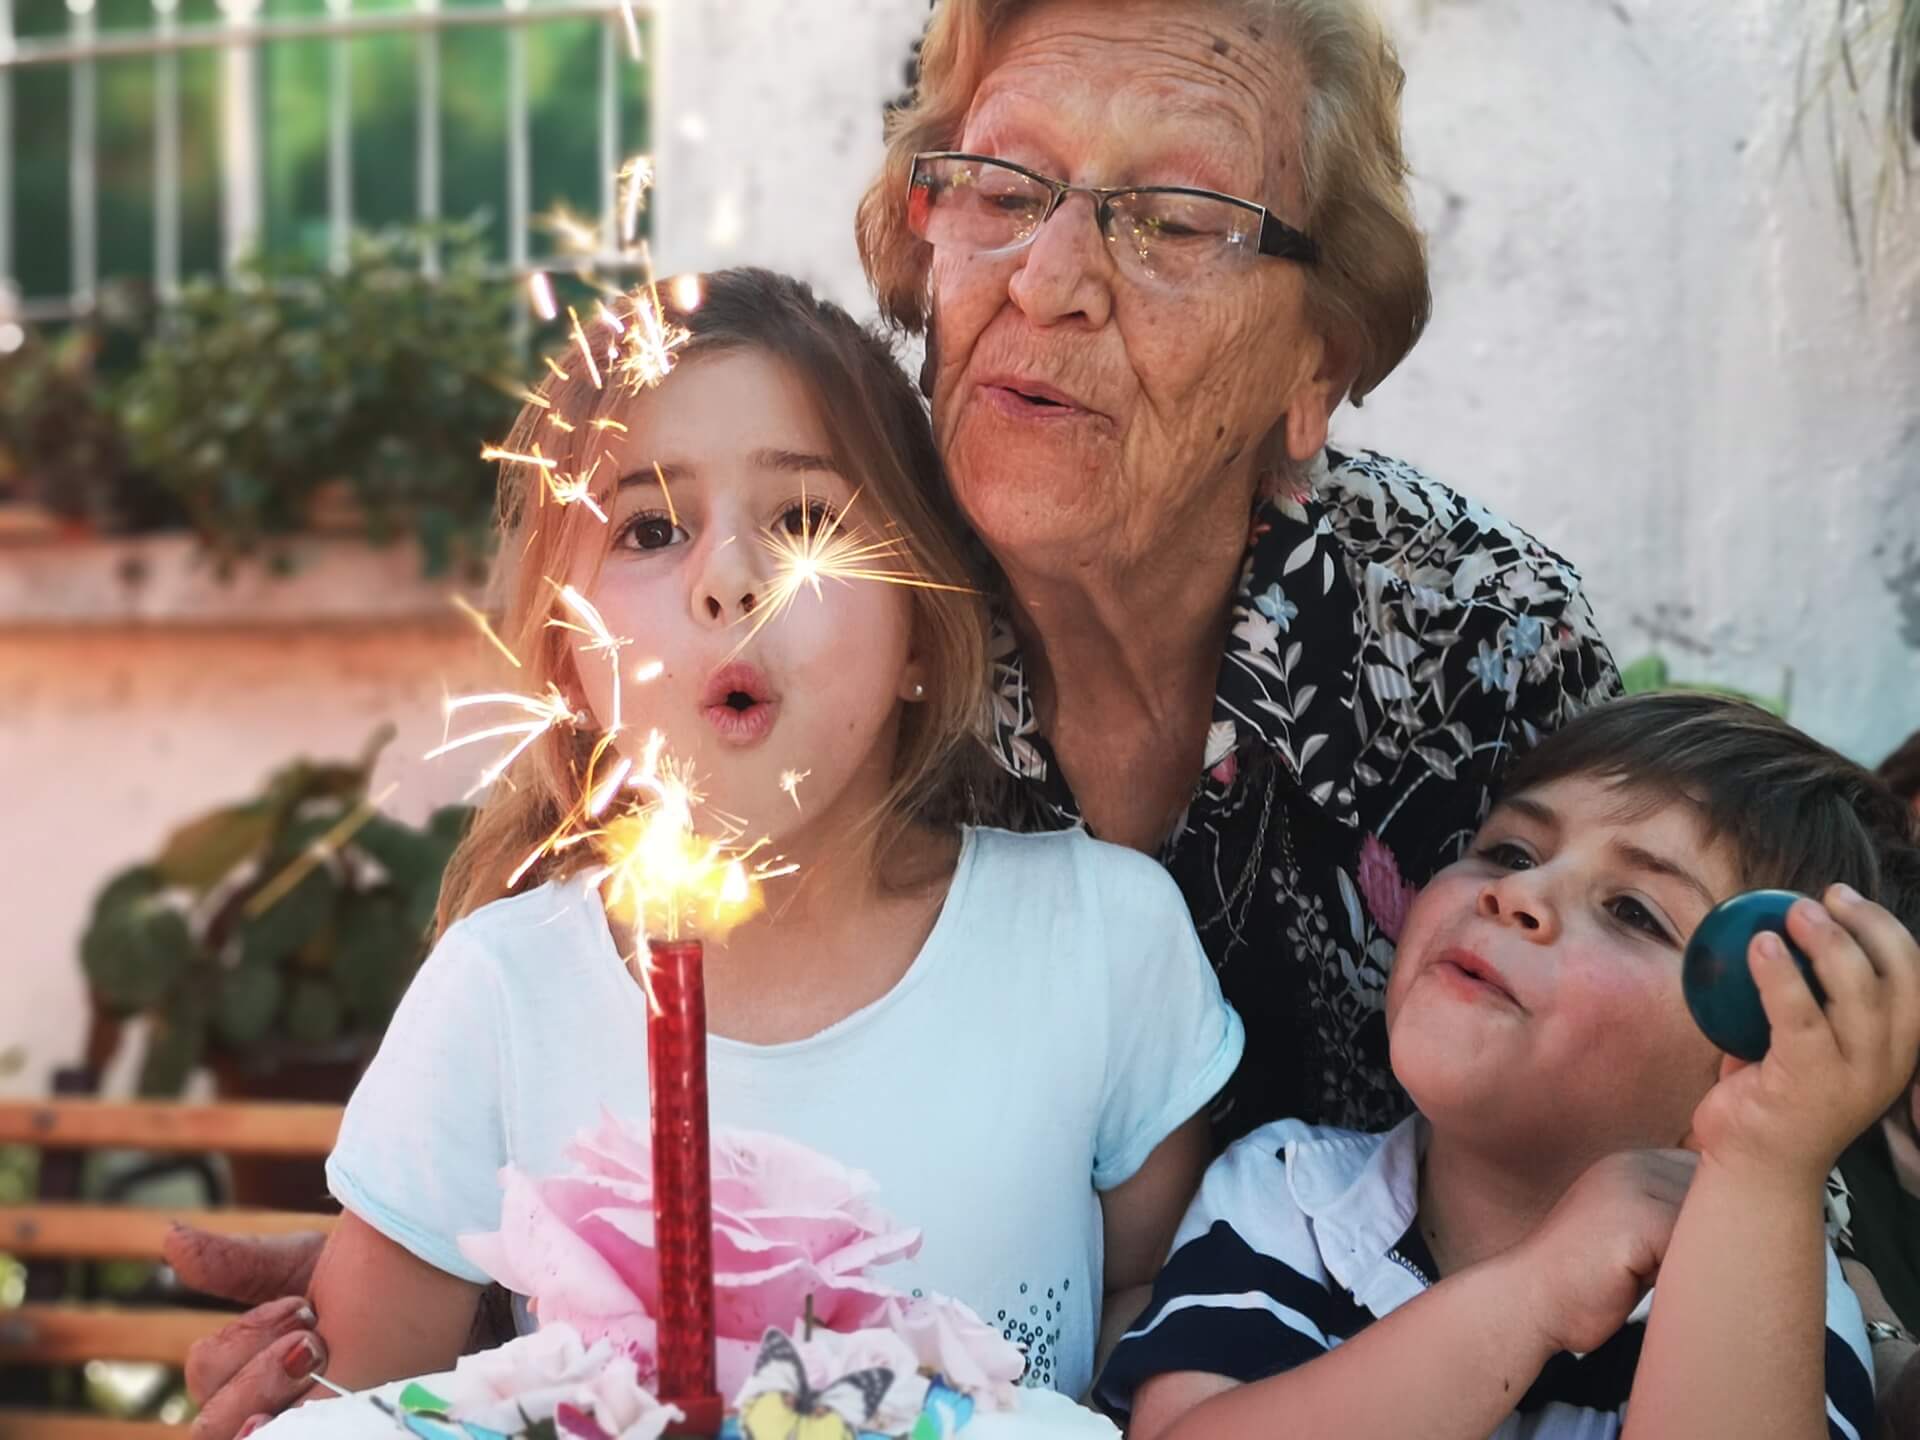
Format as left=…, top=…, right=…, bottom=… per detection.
left=1879, top=728, right=1920, bottom=810
left=1500, top=692, right=1920, bottom=932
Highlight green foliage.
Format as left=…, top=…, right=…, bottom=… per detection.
left=0, top=305, right=183, bottom=532
left=1796, top=0, right=1920, bottom=266
left=79, top=733, right=472, bottom=1095
left=1618, top=653, right=1792, bottom=717
left=119, top=222, right=524, bottom=577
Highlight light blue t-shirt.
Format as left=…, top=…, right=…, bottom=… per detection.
left=327, top=825, right=1244, bottom=1401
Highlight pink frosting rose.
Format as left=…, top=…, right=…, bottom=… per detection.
left=1355, top=834, right=1417, bottom=943
left=440, top=1324, right=681, bottom=1440
left=884, top=1295, right=1027, bottom=1411
left=460, top=1113, right=922, bottom=1396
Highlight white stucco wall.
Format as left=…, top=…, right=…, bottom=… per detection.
left=651, top=0, right=1920, bottom=763
left=4, top=0, right=1918, bottom=1097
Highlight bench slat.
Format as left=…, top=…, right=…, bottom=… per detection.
left=0, top=1102, right=341, bottom=1157
left=0, top=1304, right=228, bottom=1366
left=0, top=1414, right=185, bottom=1439
left=1, top=1204, right=337, bottom=1260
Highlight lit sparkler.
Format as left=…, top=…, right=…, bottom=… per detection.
left=549, top=582, right=631, bottom=732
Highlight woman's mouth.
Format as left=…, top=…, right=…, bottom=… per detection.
left=978, top=376, right=1095, bottom=422
left=701, top=662, right=778, bottom=747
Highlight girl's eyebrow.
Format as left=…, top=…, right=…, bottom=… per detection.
left=614, top=450, right=837, bottom=491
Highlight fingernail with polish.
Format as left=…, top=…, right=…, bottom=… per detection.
left=238, top=1417, right=267, bottom=1438
left=282, top=1335, right=321, bottom=1379
left=295, top=1304, right=316, bottom=1328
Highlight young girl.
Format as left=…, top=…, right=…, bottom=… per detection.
left=304, top=269, right=1243, bottom=1406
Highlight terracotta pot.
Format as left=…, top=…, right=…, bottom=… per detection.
left=209, top=1045, right=370, bottom=1212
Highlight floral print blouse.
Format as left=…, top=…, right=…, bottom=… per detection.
left=986, top=448, right=1621, bottom=1138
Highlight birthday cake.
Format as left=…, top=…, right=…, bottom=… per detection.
left=256, top=1117, right=1119, bottom=1440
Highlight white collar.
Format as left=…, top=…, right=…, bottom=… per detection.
left=1282, top=1115, right=1430, bottom=1317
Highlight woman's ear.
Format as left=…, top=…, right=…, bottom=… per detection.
left=1283, top=330, right=1358, bottom=463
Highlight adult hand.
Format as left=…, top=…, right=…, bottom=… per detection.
left=1508, top=1148, right=1698, bottom=1356
left=162, top=1226, right=329, bottom=1440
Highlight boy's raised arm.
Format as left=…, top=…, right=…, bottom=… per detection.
left=1623, top=887, right=1916, bottom=1440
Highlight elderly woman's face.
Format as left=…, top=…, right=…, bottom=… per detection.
left=928, top=0, right=1340, bottom=578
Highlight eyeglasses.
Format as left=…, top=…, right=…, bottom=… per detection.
left=906, top=151, right=1318, bottom=288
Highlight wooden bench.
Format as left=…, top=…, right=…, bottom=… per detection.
left=0, top=1099, right=343, bottom=1440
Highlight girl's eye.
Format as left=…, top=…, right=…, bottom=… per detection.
left=618, top=513, right=689, bottom=551
left=1607, top=896, right=1673, bottom=944
left=776, top=499, right=838, bottom=539
left=1477, top=841, right=1535, bottom=871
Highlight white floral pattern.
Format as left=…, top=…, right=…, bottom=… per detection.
left=986, top=449, right=1620, bottom=1135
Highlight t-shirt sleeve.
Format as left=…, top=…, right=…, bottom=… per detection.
left=325, top=920, right=512, bottom=1284
left=1821, top=1243, right=1876, bottom=1440
left=1090, top=846, right=1245, bottom=1190
left=1096, top=1132, right=1334, bottom=1417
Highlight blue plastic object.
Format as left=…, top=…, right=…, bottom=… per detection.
left=1682, top=889, right=1826, bottom=1061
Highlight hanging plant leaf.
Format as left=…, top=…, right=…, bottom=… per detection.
left=155, top=804, right=274, bottom=891
left=284, top=977, right=345, bottom=1048
left=333, top=894, right=414, bottom=1026
left=238, top=867, right=337, bottom=970
left=139, top=997, right=208, bottom=1097
left=82, top=900, right=196, bottom=1014
left=215, top=963, right=285, bottom=1049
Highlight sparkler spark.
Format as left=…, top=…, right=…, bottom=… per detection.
left=549, top=582, right=631, bottom=732
left=620, top=156, right=655, bottom=248
left=633, top=659, right=664, bottom=684
left=528, top=271, right=558, bottom=321
left=779, top=769, right=811, bottom=812
left=481, top=444, right=557, bottom=470
left=618, top=0, right=642, bottom=61
left=451, top=593, right=522, bottom=669
left=568, top=306, right=605, bottom=390
left=669, top=272, right=703, bottom=313
left=426, top=685, right=579, bottom=795
left=729, top=487, right=974, bottom=657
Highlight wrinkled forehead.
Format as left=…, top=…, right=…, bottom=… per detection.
left=964, top=0, right=1307, bottom=203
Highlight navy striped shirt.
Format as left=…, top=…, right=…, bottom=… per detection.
left=1098, top=1118, right=1877, bottom=1440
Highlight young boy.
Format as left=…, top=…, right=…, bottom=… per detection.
left=1099, top=693, right=1920, bottom=1440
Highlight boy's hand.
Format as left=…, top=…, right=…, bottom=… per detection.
left=1507, top=1148, right=1697, bottom=1355
left=1689, top=885, right=1920, bottom=1190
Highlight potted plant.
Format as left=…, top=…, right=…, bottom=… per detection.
left=0, top=298, right=182, bottom=538
left=118, top=220, right=526, bottom=579
left=78, top=731, right=469, bottom=1203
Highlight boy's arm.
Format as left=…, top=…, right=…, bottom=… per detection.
left=297, top=1211, right=484, bottom=1401
left=1132, top=1255, right=1556, bottom=1440
left=1625, top=887, right=1919, bottom=1440
left=1126, top=1146, right=1694, bottom=1440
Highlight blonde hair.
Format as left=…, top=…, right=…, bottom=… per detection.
left=857, top=0, right=1431, bottom=403
left=435, top=268, right=995, bottom=933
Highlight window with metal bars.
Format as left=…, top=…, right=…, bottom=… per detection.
left=0, top=0, right=651, bottom=323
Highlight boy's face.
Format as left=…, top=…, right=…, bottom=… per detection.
left=1386, top=775, right=1739, bottom=1164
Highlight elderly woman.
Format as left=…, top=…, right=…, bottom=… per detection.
left=169, top=1, right=1615, bottom=1433
left=860, top=0, right=1613, bottom=1135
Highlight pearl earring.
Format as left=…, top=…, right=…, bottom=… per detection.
left=911, top=682, right=925, bottom=700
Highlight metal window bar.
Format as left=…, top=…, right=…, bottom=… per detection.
left=1, top=0, right=646, bottom=324
left=71, top=0, right=97, bottom=313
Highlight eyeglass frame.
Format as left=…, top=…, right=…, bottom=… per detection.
left=906, top=150, right=1320, bottom=268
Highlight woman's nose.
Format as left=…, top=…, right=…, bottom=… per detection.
left=1008, top=192, right=1115, bottom=329
left=1476, top=872, right=1559, bottom=942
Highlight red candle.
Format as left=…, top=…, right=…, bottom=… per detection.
left=647, top=937, right=723, bottom=1435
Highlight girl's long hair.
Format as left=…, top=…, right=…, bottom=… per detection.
left=434, top=268, right=996, bottom=934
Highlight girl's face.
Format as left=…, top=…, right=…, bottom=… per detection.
left=567, top=348, right=924, bottom=847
